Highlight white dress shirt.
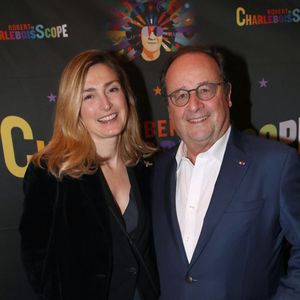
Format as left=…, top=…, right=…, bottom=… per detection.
left=175, top=127, right=231, bottom=262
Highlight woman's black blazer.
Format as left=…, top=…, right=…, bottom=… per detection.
left=19, top=160, right=159, bottom=300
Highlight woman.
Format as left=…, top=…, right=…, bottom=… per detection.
left=19, top=49, right=159, bottom=300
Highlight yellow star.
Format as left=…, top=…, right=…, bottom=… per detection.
left=153, top=85, right=162, bottom=95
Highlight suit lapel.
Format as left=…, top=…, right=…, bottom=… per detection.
left=189, top=129, right=251, bottom=267
left=127, top=166, right=147, bottom=244
left=80, top=167, right=147, bottom=246
left=164, top=149, right=190, bottom=265
left=79, top=170, right=111, bottom=232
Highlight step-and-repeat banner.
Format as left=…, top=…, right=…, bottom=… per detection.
left=1, top=1, right=299, bottom=298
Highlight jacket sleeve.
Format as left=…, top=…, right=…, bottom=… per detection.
left=19, top=162, right=58, bottom=295
left=273, top=148, right=300, bottom=299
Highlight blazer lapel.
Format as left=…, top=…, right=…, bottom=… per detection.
left=189, top=129, right=251, bottom=267
left=79, top=170, right=111, bottom=232
left=126, top=166, right=147, bottom=244
left=164, top=150, right=190, bottom=265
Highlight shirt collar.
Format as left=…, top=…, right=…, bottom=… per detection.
left=175, top=126, right=231, bottom=168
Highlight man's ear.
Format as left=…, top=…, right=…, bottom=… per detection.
left=226, top=82, right=232, bottom=107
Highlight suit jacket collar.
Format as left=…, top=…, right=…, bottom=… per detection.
left=79, top=170, right=111, bottom=234
left=165, top=128, right=252, bottom=267
left=160, top=146, right=189, bottom=265
left=79, top=166, right=148, bottom=245
left=190, top=128, right=251, bottom=267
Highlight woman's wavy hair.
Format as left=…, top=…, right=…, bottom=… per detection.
left=32, top=49, right=155, bottom=179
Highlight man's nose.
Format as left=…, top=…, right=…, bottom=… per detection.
left=187, top=91, right=204, bottom=111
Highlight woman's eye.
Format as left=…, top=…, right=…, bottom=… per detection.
left=83, top=94, right=93, bottom=101
left=109, top=86, right=120, bottom=93
left=106, top=84, right=121, bottom=95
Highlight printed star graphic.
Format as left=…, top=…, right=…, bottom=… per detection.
left=47, top=93, right=57, bottom=102
left=259, top=78, right=268, bottom=88
left=153, top=85, right=162, bottom=95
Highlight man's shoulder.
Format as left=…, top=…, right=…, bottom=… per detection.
left=231, top=128, right=298, bottom=158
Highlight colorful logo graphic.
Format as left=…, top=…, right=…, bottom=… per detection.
left=236, top=7, right=300, bottom=26
left=0, top=23, right=69, bottom=41
left=107, top=0, right=197, bottom=61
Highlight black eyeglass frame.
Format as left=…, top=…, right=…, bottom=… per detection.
left=167, top=81, right=226, bottom=107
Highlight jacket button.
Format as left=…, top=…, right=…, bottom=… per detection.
left=128, top=267, right=137, bottom=275
left=185, top=276, right=193, bottom=283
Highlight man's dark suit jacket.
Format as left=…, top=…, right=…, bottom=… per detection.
left=19, top=160, right=159, bottom=300
left=152, top=127, right=300, bottom=300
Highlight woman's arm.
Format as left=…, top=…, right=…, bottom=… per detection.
left=19, top=162, right=58, bottom=294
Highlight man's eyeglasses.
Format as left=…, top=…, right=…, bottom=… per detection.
left=167, top=82, right=226, bottom=107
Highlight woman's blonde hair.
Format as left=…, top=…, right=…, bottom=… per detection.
left=32, top=49, right=156, bottom=179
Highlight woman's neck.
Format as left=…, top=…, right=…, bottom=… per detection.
left=95, top=137, right=119, bottom=163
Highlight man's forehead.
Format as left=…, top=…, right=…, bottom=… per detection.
left=166, top=53, right=220, bottom=83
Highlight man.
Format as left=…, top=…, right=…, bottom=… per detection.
left=151, top=46, right=300, bottom=300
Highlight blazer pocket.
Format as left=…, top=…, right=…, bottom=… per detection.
left=225, top=199, right=263, bottom=213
